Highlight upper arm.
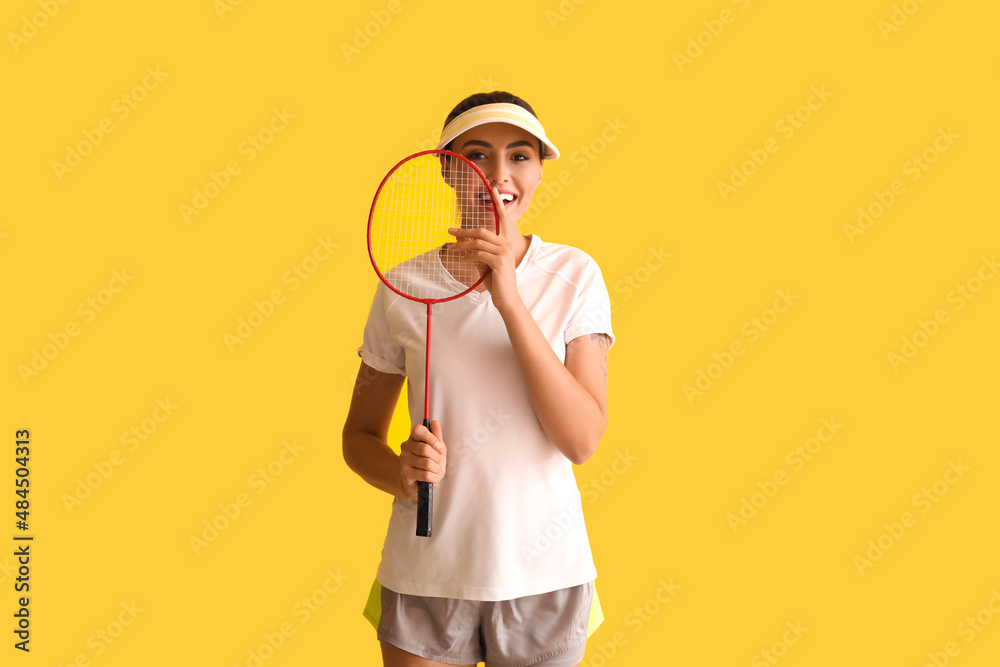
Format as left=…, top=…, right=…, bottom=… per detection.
left=565, top=333, right=611, bottom=424
left=343, top=361, right=405, bottom=447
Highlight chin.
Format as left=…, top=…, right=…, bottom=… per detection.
left=502, top=209, right=524, bottom=228
left=506, top=196, right=533, bottom=225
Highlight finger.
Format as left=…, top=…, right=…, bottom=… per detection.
left=490, top=185, right=507, bottom=232
left=490, top=184, right=506, bottom=212
left=401, top=447, right=439, bottom=471
left=449, top=227, right=496, bottom=241
left=419, top=457, right=444, bottom=476
left=429, top=420, right=445, bottom=453
left=411, top=423, right=437, bottom=445
left=410, top=468, right=441, bottom=487
left=490, top=184, right=502, bottom=207
left=409, top=457, right=443, bottom=480
left=407, top=456, right=440, bottom=474
left=416, top=440, right=442, bottom=461
left=449, top=238, right=501, bottom=255
left=458, top=252, right=501, bottom=268
left=404, top=436, right=442, bottom=462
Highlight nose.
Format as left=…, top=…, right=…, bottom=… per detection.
left=482, top=157, right=510, bottom=185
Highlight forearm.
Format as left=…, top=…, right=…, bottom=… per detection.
left=342, top=428, right=407, bottom=499
left=499, top=298, right=606, bottom=464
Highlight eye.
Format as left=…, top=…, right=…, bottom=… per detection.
left=466, top=151, right=487, bottom=160
left=512, top=154, right=531, bottom=162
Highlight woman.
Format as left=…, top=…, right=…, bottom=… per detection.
left=344, top=91, right=614, bottom=667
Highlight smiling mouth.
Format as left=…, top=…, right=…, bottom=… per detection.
left=478, top=192, right=517, bottom=207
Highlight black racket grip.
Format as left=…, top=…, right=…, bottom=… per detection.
left=416, top=418, right=433, bottom=537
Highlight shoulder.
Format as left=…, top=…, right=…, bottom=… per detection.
left=379, top=248, right=447, bottom=307
left=382, top=248, right=437, bottom=288
left=530, top=237, right=605, bottom=290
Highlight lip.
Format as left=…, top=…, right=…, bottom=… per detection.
left=478, top=190, right=518, bottom=209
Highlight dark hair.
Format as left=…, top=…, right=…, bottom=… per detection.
left=442, top=91, right=545, bottom=158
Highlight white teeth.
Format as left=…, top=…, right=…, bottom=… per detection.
left=479, top=193, right=515, bottom=203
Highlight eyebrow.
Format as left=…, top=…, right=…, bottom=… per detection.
left=460, top=139, right=536, bottom=151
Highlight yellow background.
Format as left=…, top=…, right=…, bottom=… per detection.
left=2, top=0, right=998, bottom=665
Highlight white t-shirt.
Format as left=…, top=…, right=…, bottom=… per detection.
left=357, top=233, right=615, bottom=601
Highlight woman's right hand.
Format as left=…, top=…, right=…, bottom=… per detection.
left=398, top=420, right=447, bottom=501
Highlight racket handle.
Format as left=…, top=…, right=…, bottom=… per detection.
left=416, top=418, right=433, bottom=537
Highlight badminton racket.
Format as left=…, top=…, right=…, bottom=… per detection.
left=367, top=149, right=500, bottom=537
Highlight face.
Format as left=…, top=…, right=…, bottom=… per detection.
left=445, top=122, right=544, bottom=228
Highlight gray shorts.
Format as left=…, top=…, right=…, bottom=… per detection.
left=377, top=581, right=593, bottom=666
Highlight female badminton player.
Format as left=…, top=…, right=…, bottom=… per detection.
left=343, top=90, right=615, bottom=667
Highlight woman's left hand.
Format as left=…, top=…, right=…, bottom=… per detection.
left=447, top=184, right=524, bottom=314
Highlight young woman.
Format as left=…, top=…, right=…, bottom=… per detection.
left=344, top=91, right=615, bottom=667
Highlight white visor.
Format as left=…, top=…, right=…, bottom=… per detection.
left=436, top=102, right=559, bottom=160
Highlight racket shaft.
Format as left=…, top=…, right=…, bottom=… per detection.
left=417, top=418, right=433, bottom=537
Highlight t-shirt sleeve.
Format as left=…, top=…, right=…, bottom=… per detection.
left=356, top=282, right=406, bottom=375
left=564, top=255, right=616, bottom=349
